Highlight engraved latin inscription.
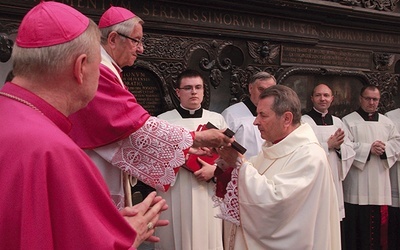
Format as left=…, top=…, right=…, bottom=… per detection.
left=282, top=46, right=372, bottom=70
left=6, top=0, right=400, bottom=47
left=122, top=68, right=164, bottom=116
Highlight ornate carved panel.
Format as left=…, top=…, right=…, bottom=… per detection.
left=365, top=72, right=399, bottom=113
left=326, top=0, right=399, bottom=11
left=1, top=0, right=400, bottom=115
left=128, top=30, right=400, bottom=115
left=0, top=21, right=18, bottom=63
left=0, top=33, right=12, bottom=63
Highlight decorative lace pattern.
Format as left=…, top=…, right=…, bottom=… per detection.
left=213, top=166, right=241, bottom=226
left=111, top=117, right=193, bottom=192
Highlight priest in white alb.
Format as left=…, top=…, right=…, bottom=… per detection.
left=214, top=85, right=341, bottom=250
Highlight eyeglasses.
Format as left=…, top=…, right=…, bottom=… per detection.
left=361, top=96, right=380, bottom=102
left=178, top=85, right=204, bottom=91
left=117, top=32, right=143, bottom=47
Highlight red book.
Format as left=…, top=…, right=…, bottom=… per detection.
left=184, top=124, right=219, bottom=172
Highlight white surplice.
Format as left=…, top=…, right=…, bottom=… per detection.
left=302, top=115, right=355, bottom=219
left=222, top=102, right=263, bottom=158
left=342, top=111, right=400, bottom=205
left=155, top=109, right=227, bottom=250
left=215, top=123, right=341, bottom=250
left=385, top=108, right=400, bottom=207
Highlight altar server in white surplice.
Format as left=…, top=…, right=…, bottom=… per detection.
left=385, top=108, right=400, bottom=250
left=302, top=83, right=355, bottom=220
left=156, top=69, right=226, bottom=250
left=221, top=71, right=276, bottom=158
left=214, top=85, right=341, bottom=250
left=342, top=85, right=400, bottom=250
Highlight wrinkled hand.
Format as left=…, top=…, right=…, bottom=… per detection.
left=193, top=128, right=234, bottom=148
left=328, top=128, right=345, bottom=149
left=188, top=147, right=213, bottom=157
left=120, top=191, right=169, bottom=248
left=194, top=158, right=217, bottom=181
left=216, top=145, right=244, bottom=170
left=371, top=140, right=385, bottom=156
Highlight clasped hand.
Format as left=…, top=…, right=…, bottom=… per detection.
left=120, top=191, right=169, bottom=248
left=371, top=140, right=386, bottom=156
left=328, top=128, right=345, bottom=150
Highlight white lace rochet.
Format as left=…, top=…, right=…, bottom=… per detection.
left=111, top=117, right=193, bottom=192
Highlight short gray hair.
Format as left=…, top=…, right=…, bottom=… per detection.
left=100, top=16, right=144, bottom=45
left=259, top=85, right=301, bottom=125
left=249, top=71, right=276, bottom=85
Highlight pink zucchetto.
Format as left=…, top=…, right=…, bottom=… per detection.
left=98, top=6, right=136, bottom=28
left=16, top=1, right=89, bottom=48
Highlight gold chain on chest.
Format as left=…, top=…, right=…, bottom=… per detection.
left=0, top=91, right=43, bottom=114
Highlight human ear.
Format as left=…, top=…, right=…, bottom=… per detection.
left=175, top=88, right=181, bottom=99
left=108, top=31, right=118, bottom=48
left=282, top=111, right=293, bottom=127
left=73, top=54, right=87, bottom=85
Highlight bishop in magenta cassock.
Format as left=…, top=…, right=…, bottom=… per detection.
left=68, top=7, right=232, bottom=209
left=0, top=2, right=166, bottom=249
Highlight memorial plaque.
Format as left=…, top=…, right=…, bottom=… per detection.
left=122, top=67, right=165, bottom=116
left=282, top=45, right=373, bottom=71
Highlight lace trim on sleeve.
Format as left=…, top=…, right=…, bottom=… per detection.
left=111, top=117, right=193, bottom=192
left=213, top=166, right=241, bottom=226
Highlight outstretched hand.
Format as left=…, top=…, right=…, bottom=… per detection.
left=216, top=145, right=244, bottom=170
left=193, top=128, right=234, bottom=148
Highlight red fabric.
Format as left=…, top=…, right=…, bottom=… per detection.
left=185, top=153, right=219, bottom=172
left=215, top=167, right=234, bottom=198
left=69, top=64, right=150, bottom=149
left=185, top=125, right=219, bottom=172
left=0, top=83, right=136, bottom=249
left=381, top=205, right=388, bottom=250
